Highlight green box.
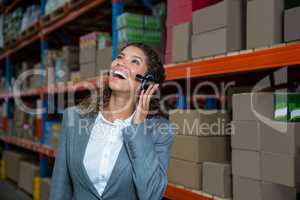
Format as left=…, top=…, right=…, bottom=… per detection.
left=143, top=30, right=161, bottom=44
left=118, top=28, right=144, bottom=43
left=117, top=12, right=144, bottom=29
left=274, top=93, right=300, bottom=122
left=285, top=0, right=300, bottom=9
left=144, top=16, right=162, bottom=30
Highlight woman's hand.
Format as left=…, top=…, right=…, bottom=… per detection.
left=133, top=83, right=159, bottom=124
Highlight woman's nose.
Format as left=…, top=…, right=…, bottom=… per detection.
left=116, top=58, right=125, bottom=66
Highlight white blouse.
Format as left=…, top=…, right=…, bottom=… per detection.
left=83, top=111, right=134, bottom=196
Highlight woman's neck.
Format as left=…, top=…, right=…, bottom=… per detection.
left=102, top=92, right=135, bottom=122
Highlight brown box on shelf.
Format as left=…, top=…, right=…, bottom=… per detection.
left=171, top=135, right=230, bottom=163
left=231, top=121, right=261, bottom=151
left=191, top=27, right=242, bottom=59
left=261, top=152, right=300, bottom=187
left=80, top=62, right=97, bottom=80
left=202, top=162, right=232, bottom=198
left=18, top=161, right=40, bottom=195
left=261, top=122, right=300, bottom=155
left=40, top=178, right=51, bottom=200
left=169, top=109, right=230, bottom=136
left=62, top=46, right=79, bottom=71
left=96, top=46, right=112, bottom=75
left=284, top=6, right=300, bottom=42
left=168, top=158, right=202, bottom=190
left=232, top=150, right=261, bottom=180
left=2, top=151, right=25, bottom=182
left=232, top=93, right=274, bottom=121
left=192, top=0, right=243, bottom=35
left=233, top=176, right=297, bottom=200
left=172, top=22, right=191, bottom=63
left=247, top=0, right=284, bottom=49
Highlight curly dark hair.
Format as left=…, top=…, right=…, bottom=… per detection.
left=79, top=43, right=168, bottom=119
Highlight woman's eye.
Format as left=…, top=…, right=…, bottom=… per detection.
left=132, top=59, right=140, bottom=65
left=116, top=55, right=122, bottom=59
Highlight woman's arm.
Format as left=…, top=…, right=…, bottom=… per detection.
left=49, top=108, right=73, bottom=200
left=122, top=119, right=174, bottom=200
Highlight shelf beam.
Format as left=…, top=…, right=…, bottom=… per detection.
left=165, top=43, right=300, bottom=80
left=165, top=185, right=212, bottom=200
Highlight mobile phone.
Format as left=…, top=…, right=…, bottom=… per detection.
left=135, top=74, right=158, bottom=90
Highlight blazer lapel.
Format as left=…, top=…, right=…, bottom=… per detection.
left=71, top=114, right=102, bottom=199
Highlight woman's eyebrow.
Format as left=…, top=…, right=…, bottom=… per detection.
left=132, top=56, right=143, bottom=63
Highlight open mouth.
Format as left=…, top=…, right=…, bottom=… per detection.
left=112, top=70, right=128, bottom=80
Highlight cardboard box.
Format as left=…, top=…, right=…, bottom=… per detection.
left=168, top=158, right=202, bottom=190
left=231, top=121, right=261, bottom=151
left=247, top=0, right=284, bottom=49
left=203, top=162, right=232, bottom=198
left=169, top=109, right=230, bottom=136
left=80, top=62, right=97, bottom=80
left=117, top=12, right=144, bottom=29
left=284, top=6, right=300, bottom=42
left=233, top=176, right=297, bottom=200
left=3, top=151, right=25, bottom=182
left=232, top=93, right=274, bottom=121
left=261, top=122, right=300, bottom=155
left=171, top=135, right=230, bottom=163
left=80, top=45, right=97, bottom=64
left=62, top=46, right=79, bottom=71
left=261, top=152, right=300, bottom=187
left=192, top=0, right=242, bottom=35
left=172, top=22, right=191, bottom=63
left=191, top=27, right=242, bottom=59
left=18, top=161, right=40, bottom=194
left=40, top=178, right=51, bottom=200
left=96, top=46, right=112, bottom=75
left=232, top=150, right=261, bottom=180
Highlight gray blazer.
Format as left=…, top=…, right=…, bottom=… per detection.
left=49, top=106, right=174, bottom=200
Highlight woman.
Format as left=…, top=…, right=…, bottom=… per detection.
left=49, top=43, right=174, bottom=200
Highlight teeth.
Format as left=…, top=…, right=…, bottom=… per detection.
left=113, top=70, right=128, bottom=79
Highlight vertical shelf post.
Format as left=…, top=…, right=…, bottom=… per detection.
left=112, top=0, right=124, bottom=59
left=39, top=39, right=49, bottom=178
left=4, top=57, right=13, bottom=148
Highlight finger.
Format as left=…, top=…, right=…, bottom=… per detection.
left=145, top=84, right=159, bottom=110
left=142, top=84, right=153, bottom=108
left=148, top=83, right=159, bottom=97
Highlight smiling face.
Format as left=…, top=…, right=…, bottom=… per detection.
left=109, top=45, right=148, bottom=93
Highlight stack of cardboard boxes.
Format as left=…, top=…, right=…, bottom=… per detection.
left=231, top=92, right=299, bottom=200
left=18, top=161, right=40, bottom=195
left=171, top=0, right=243, bottom=63
left=45, top=46, right=79, bottom=85
left=40, top=178, right=51, bottom=200
left=168, top=109, right=231, bottom=194
left=247, top=0, right=284, bottom=48
left=96, top=32, right=112, bottom=74
left=62, top=46, right=79, bottom=82
left=79, top=32, right=112, bottom=80
left=166, top=0, right=192, bottom=63
left=3, top=150, right=40, bottom=196
left=284, top=5, right=300, bottom=42
left=191, top=0, right=243, bottom=59
left=117, top=12, right=162, bottom=45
